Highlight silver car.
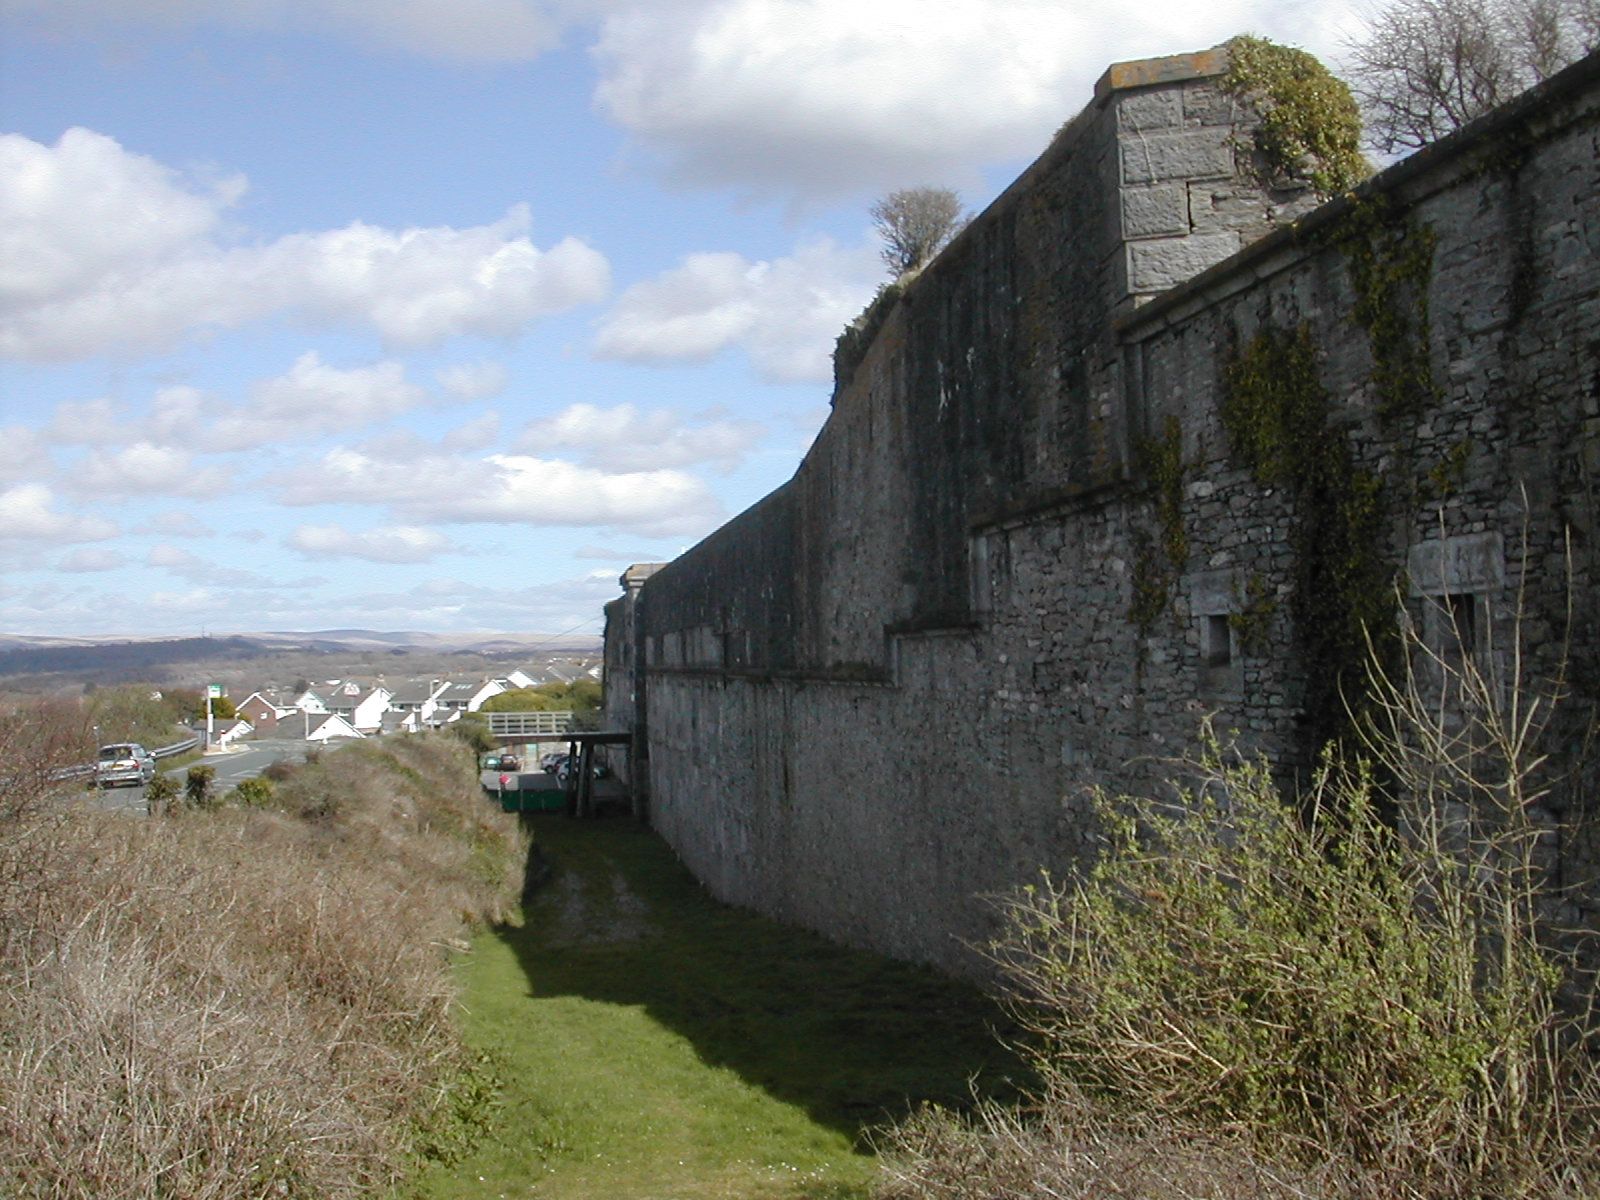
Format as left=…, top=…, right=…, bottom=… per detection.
left=95, top=743, right=156, bottom=789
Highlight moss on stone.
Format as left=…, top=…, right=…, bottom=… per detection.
left=1222, top=35, right=1370, bottom=197
left=1222, top=323, right=1395, bottom=754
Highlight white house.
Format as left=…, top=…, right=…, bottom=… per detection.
left=304, top=713, right=364, bottom=742
left=326, top=682, right=392, bottom=734
left=213, top=718, right=253, bottom=747
left=292, top=687, right=329, bottom=715
left=429, top=678, right=506, bottom=721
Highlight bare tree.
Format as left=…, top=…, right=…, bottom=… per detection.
left=1347, top=0, right=1597, bottom=153
left=870, top=187, right=968, bottom=276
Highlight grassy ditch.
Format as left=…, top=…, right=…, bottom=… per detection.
left=0, top=725, right=525, bottom=1198
left=408, top=816, right=1020, bottom=1200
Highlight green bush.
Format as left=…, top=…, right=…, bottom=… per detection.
left=183, top=765, right=217, bottom=812
left=447, top=715, right=496, bottom=755
left=986, top=705, right=1597, bottom=1194
left=144, top=774, right=179, bottom=817
left=230, top=777, right=273, bottom=808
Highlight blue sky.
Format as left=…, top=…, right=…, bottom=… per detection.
left=0, top=0, right=1363, bottom=639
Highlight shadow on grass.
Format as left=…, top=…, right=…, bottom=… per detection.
left=499, top=810, right=1027, bottom=1145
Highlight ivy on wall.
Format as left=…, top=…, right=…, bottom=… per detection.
left=1338, top=199, right=1441, bottom=421
left=1129, top=415, right=1189, bottom=635
left=1221, top=323, right=1395, bottom=753
left=1221, top=35, right=1370, bottom=197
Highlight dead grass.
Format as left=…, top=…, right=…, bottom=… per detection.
left=0, top=724, right=525, bottom=1198
left=875, top=1080, right=1383, bottom=1200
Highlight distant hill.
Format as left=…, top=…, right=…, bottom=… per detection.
left=0, top=630, right=602, bottom=681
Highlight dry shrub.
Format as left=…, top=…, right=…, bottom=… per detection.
left=876, top=1080, right=1380, bottom=1200
left=0, top=730, right=525, bottom=1198
left=882, top=590, right=1599, bottom=1199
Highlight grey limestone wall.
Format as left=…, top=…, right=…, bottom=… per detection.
left=617, top=47, right=1600, bottom=973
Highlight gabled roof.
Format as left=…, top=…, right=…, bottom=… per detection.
left=388, top=680, right=442, bottom=705
left=327, top=685, right=391, bottom=711
left=305, top=712, right=363, bottom=739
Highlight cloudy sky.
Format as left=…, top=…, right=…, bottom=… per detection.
left=0, top=0, right=1365, bottom=639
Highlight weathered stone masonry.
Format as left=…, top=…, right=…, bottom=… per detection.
left=604, top=46, right=1600, bottom=974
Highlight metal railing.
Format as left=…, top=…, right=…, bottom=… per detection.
left=486, top=711, right=579, bottom=738
left=53, top=734, right=202, bottom=782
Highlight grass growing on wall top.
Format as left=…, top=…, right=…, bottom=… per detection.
left=409, top=816, right=1021, bottom=1200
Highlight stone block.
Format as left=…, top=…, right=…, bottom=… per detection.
left=1406, top=531, right=1506, bottom=595
left=1121, top=184, right=1190, bottom=238
left=1120, top=130, right=1234, bottom=184
left=1116, top=88, right=1184, bottom=133
left=1124, top=232, right=1241, bottom=293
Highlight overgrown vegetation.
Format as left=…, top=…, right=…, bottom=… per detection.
left=876, top=603, right=1600, bottom=1199
left=1339, top=199, right=1441, bottom=421
left=834, top=280, right=906, bottom=390
left=479, top=678, right=601, bottom=716
left=0, top=717, right=525, bottom=1198
left=1222, top=35, right=1371, bottom=196
left=82, top=682, right=196, bottom=750
left=1128, top=415, right=1189, bottom=635
left=1221, top=323, right=1393, bottom=753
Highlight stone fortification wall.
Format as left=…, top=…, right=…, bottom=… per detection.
left=610, top=46, right=1600, bottom=973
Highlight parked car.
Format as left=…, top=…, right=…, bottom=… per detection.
left=498, top=753, right=520, bottom=772
left=553, top=755, right=608, bottom=786
left=480, top=752, right=502, bottom=771
left=95, top=743, right=156, bottom=789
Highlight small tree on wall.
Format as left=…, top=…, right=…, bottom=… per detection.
left=871, top=187, right=968, bottom=276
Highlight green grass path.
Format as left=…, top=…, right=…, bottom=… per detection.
left=407, top=815, right=1018, bottom=1200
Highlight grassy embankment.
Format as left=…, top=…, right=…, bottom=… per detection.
left=409, top=815, right=1020, bottom=1200
left=0, top=725, right=526, bottom=1198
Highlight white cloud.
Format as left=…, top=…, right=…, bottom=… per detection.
left=0, top=126, right=241, bottom=308
left=520, top=403, right=762, bottom=473
left=0, top=483, right=118, bottom=542
left=0, top=426, right=49, bottom=484
left=1, top=0, right=579, bottom=62
left=57, top=546, right=127, bottom=572
left=150, top=353, right=428, bottom=452
left=45, top=398, right=130, bottom=446
left=441, top=411, right=503, bottom=452
left=147, top=542, right=275, bottom=587
left=142, top=510, right=214, bottom=537
left=278, top=447, right=723, bottom=537
left=594, top=238, right=880, bottom=382
left=437, top=359, right=509, bottom=401
left=71, top=443, right=230, bottom=497
left=0, top=130, right=611, bottom=360
left=574, top=543, right=668, bottom=561
left=592, top=0, right=1364, bottom=198
left=288, top=523, right=455, bottom=563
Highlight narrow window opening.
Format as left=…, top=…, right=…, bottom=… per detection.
left=1205, top=614, right=1233, bottom=667
left=1445, top=593, right=1477, bottom=657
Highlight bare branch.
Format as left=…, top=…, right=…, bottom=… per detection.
left=870, top=187, right=968, bottom=277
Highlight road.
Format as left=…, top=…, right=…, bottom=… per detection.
left=184, top=738, right=309, bottom=789
left=88, top=738, right=310, bottom=814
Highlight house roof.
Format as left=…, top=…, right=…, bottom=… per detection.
left=306, top=713, right=362, bottom=738
left=327, top=685, right=390, bottom=711
left=388, top=680, right=440, bottom=705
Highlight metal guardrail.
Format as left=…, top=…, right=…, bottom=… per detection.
left=52, top=734, right=205, bottom=782
left=154, top=736, right=201, bottom=759
left=486, top=711, right=578, bottom=737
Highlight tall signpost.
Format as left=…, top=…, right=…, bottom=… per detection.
left=206, top=683, right=221, bottom=748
